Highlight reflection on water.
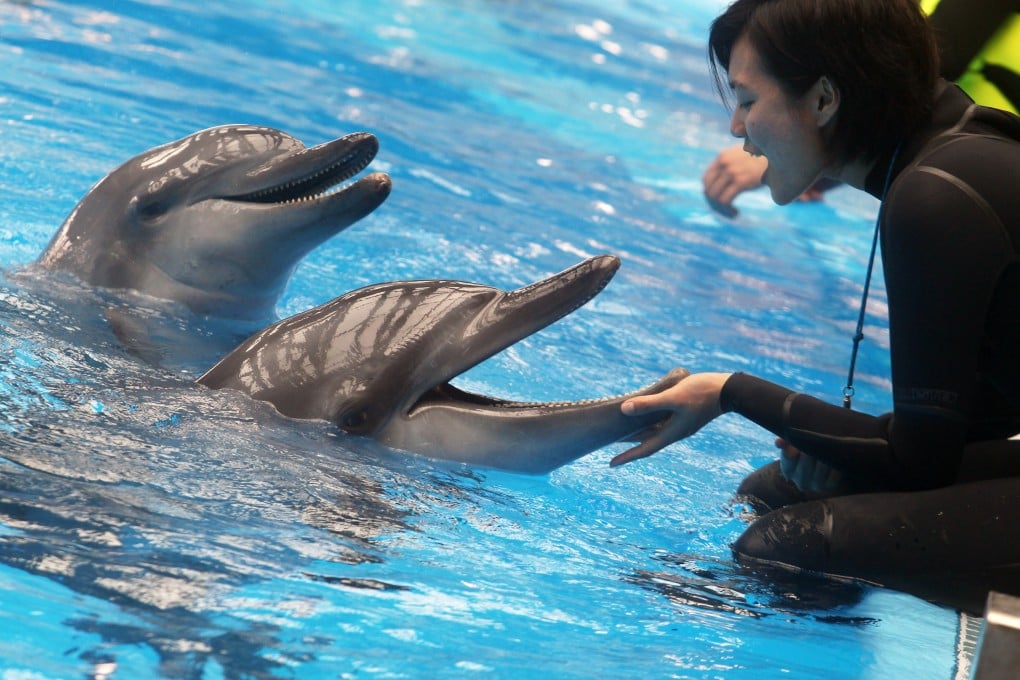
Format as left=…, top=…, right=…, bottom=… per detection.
left=0, top=271, right=431, bottom=673
left=627, top=553, right=878, bottom=626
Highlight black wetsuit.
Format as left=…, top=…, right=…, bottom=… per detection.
left=725, top=83, right=1020, bottom=614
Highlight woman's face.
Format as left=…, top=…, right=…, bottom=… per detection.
left=726, top=34, right=834, bottom=205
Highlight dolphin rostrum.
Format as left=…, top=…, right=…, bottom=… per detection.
left=36, top=125, right=391, bottom=322
left=198, top=255, right=687, bottom=473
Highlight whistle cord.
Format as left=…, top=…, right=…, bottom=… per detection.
left=842, top=142, right=902, bottom=409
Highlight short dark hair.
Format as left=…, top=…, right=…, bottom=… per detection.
left=708, top=0, right=940, bottom=164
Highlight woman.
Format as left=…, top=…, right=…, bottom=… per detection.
left=618, top=0, right=1020, bottom=614
left=701, top=0, right=1020, bottom=217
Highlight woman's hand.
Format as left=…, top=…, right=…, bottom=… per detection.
left=776, top=438, right=844, bottom=494
left=610, top=371, right=732, bottom=467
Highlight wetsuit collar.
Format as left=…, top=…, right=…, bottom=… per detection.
left=863, top=79, right=966, bottom=198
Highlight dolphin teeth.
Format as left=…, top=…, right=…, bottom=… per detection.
left=414, top=381, right=664, bottom=413
left=225, top=133, right=378, bottom=205
left=234, top=153, right=366, bottom=204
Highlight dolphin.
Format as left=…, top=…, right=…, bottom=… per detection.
left=198, top=255, right=687, bottom=473
left=35, top=125, right=391, bottom=323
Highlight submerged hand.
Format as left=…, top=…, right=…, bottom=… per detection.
left=610, top=371, right=732, bottom=467
left=777, top=443, right=844, bottom=495
left=702, top=145, right=767, bottom=217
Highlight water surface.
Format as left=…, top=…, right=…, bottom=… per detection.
left=0, top=1, right=959, bottom=677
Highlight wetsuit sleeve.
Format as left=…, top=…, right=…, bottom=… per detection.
left=720, top=164, right=1010, bottom=490
left=719, top=373, right=899, bottom=483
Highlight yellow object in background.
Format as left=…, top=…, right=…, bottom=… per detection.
left=922, top=0, right=1019, bottom=114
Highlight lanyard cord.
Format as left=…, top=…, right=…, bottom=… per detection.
left=842, top=142, right=903, bottom=409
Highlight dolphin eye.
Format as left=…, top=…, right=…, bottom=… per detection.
left=340, top=409, right=371, bottom=432
left=136, top=201, right=166, bottom=221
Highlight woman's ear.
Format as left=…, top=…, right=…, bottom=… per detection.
left=810, top=76, right=840, bottom=127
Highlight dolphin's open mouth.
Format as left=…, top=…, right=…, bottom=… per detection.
left=390, top=255, right=624, bottom=421
left=410, top=383, right=541, bottom=412
left=405, top=378, right=676, bottom=416
left=390, top=254, right=685, bottom=423
left=224, top=132, right=383, bottom=205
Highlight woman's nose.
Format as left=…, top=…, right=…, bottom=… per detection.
left=730, top=108, right=746, bottom=138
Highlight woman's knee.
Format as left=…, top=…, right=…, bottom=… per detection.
left=732, top=501, right=833, bottom=572
left=735, top=460, right=810, bottom=513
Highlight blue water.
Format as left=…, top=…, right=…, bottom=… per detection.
left=0, top=1, right=962, bottom=678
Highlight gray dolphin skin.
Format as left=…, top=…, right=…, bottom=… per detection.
left=36, top=125, right=391, bottom=322
left=198, top=255, right=687, bottom=473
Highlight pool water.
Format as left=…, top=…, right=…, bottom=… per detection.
left=0, top=0, right=964, bottom=677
